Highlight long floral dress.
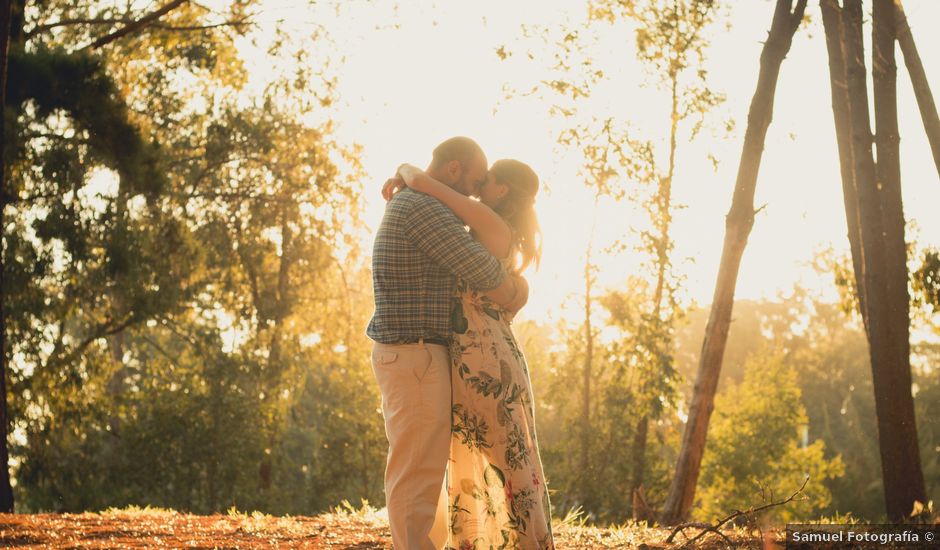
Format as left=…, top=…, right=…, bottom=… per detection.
left=445, top=258, right=554, bottom=550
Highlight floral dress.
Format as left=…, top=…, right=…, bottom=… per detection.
left=445, top=257, right=554, bottom=550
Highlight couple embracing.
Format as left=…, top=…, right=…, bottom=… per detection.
left=367, top=136, right=554, bottom=549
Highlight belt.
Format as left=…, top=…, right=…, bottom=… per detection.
left=401, top=337, right=449, bottom=346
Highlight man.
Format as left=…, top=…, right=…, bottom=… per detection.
left=367, top=136, right=527, bottom=549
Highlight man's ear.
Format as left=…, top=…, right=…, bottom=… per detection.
left=447, top=159, right=462, bottom=180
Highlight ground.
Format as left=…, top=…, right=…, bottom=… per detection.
left=0, top=505, right=784, bottom=549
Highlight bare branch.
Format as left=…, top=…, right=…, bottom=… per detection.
left=28, top=13, right=250, bottom=38
left=150, top=15, right=252, bottom=32
left=82, top=0, right=189, bottom=50
left=25, top=17, right=125, bottom=38
left=48, top=313, right=143, bottom=370
left=665, top=477, right=809, bottom=547
left=895, top=0, right=940, bottom=179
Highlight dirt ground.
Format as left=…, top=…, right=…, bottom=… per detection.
left=0, top=508, right=782, bottom=549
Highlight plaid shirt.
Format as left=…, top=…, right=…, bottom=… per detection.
left=367, top=188, right=506, bottom=344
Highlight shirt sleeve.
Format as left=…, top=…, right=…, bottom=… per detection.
left=404, top=194, right=507, bottom=291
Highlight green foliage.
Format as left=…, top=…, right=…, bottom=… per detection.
left=785, top=301, right=884, bottom=519
left=677, top=293, right=940, bottom=521
left=15, top=343, right=266, bottom=512
left=820, top=241, right=940, bottom=335
left=530, top=311, right=680, bottom=523
left=913, top=248, right=940, bottom=328
left=270, top=348, right=387, bottom=515
left=695, top=353, right=845, bottom=523
left=5, top=0, right=936, bottom=526
left=6, top=0, right=381, bottom=516
left=502, top=0, right=724, bottom=525
left=7, top=47, right=165, bottom=198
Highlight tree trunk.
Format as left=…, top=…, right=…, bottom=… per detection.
left=258, top=206, right=296, bottom=495
left=824, top=0, right=926, bottom=522
left=870, top=0, right=927, bottom=521
left=659, top=0, right=806, bottom=526
left=629, top=415, right=649, bottom=517
left=894, top=1, right=940, bottom=180
left=579, top=228, right=595, bottom=500
left=106, top=188, right=131, bottom=437
left=0, top=0, right=17, bottom=514
left=820, top=0, right=867, bottom=329
left=632, top=70, right=679, bottom=509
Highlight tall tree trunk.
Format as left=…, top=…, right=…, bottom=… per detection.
left=659, top=0, right=806, bottom=526
left=824, top=0, right=926, bottom=522
left=894, top=1, right=940, bottom=179
left=0, top=0, right=17, bottom=514
left=579, top=222, right=595, bottom=501
left=820, top=0, right=867, bottom=328
left=629, top=415, right=649, bottom=515
left=870, top=0, right=927, bottom=521
left=631, top=69, right=680, bottom=510
left=106, top=189, right=130, bottom=437
left=259, top=208, right=294, bottom=494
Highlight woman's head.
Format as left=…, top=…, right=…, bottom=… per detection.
left=480, top=159, right=542, bottom=272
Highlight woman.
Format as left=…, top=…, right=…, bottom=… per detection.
left=388, top=159, right=554, bottom=550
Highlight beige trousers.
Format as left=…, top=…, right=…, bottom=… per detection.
left=371, top=342, right=451, bottom=550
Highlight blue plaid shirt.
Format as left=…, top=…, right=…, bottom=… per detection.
left=367, top=188, right=506, bottom=344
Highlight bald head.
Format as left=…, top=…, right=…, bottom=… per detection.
left=427, top=136, right=488, bottom=197
left=429, top=137, right=485, bottom=171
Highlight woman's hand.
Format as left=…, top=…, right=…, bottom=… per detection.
left=396, top=163, right=427, bottom=191
left=381, top=175, right=405, bottom=201
left=381, top=163, right=427, bottom=202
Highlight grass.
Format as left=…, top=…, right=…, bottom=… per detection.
left=1, top=502, right=934, bottom=549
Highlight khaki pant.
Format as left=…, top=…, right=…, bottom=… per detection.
left=371, top=342, right=451, bottom=550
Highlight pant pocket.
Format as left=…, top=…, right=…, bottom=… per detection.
left=377, top=351, right=399, bottom=364
left=413, top=347, right=435, bottom=382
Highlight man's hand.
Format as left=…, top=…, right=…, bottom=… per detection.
left=503, top=274, right=529, bottom=314
left=482, top=272, right=528, bottom=314
left=382, top=175, right=406, bottom=201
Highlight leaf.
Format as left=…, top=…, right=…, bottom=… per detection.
left=468, top=372, right=503, bottom=398
left=482, top=305, right=501, bottom=320
left=460, top=478, right=478, bottom=496
left=499, top=360, right=513, bottom=387
left=452, top=301, right=469, bottom=334
left=484, top=463, right=506, bottom=488
left=496, top=402, right=512, bottom=427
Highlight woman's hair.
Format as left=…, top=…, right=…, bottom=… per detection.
left=490, top=159, right=542, bottom=272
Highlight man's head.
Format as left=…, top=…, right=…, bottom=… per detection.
left=426, top=136, right=488, bottom=197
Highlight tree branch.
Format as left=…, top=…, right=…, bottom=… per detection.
left=25, top=17, right=125, bottom=38
left=790, top=0, right=808, bottom=33
left=895, top=0, right=940, bottom=179
left=665, top=477, right=809, bottom=547
left=49, top=313, right=142, bottom=370
left=28, top=13, right=250, bottom=38
left=150, top=15, right=251, bottom=32
left=82, top=0, right=189, bottom=50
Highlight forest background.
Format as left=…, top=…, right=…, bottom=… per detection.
left=1, top=0, right=938, bottom=526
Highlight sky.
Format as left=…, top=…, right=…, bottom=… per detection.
left=240, top=0, right=940, bottom=325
